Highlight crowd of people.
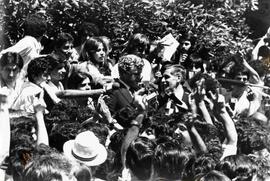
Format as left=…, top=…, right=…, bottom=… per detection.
left=0, top=12, right=270, bottom=181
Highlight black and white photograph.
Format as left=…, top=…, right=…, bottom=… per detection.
left=0, top=0, right=270, bottom=180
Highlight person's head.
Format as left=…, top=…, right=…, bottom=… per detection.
left=154, top=141, right=190, bottom=181
left=27, top=56, right=52, bottom=85
left=67, top=72, right=91, bottom=90
left=125, top=33, right=150, bottom=57
left=80, top=122, right=109, bottom=146
left=54, top=33, right=74, bottom=61
left=161, top=64, right=185, bottom=95
left=71, top=163, right=92, bottom=181
left=22, top=153, right=76, bottom=181
left=179, top=33, right=196, bottom=53
left=126, top=137, right=156, bottom=181
left=99, top=36, right=112, bottom=54
left=194, top=170, right=231, bottom=181
left=118, top=54, right=144, bottom=89
left=258, top=45, right=270, bottom=59
left=10, top=116, right=37, bottom=142
left=0, top=52, right=23, bottom=84
left=187, top=53, right=204, bottom=78
left=49, top=122, right=82, bottom=152
left=189, top=73, right=220, bottom=95
left=48, top=56, right=67, bottom=82
left=235, top=72, right=249, bottom=83
left=24, top=14, right=47, bottom=38
left=77, top=22, right=100, bottom=46
left=264, top=73, right=270, bottom=87
left=215, top=154, right=257, bottom=181
left=79, top=37, right=107, bottom=65
left=191, top=154, right=217, bottom=178
left=63, top=131, right=108, bottom=167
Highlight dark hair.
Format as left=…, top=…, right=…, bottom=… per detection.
left=215, top=154, right=257, bottom=181
left=125, top=33, right=150, bottom=57
left=54, top=33, right=74, bottom=50
left=47, top=55, right=66, bottom=70
left=154, top=141, right=189, bottom=180
left=189, top=73, right=220, bottom=93
left=22, top=153, right=74, bottom=181
left=76, top=22, right=100, bottom=46
left=0, top=52, right=24, bottom=69
left=258, top=45, right=270, bottom=58
left=126, top=137, right=156, bottom=180
left=194, top=170, right=231, bottom=181
left=80, top=122, right=109, bottom=146
left=24, top=14, right=47, bottom=38
left=27, top=56, right=52, bottom=83
left=78, top=37, right=107, bottom=63
left=8, top=133, right=35, bottom=181
left=192, top=155, right=217, bottom=177
left=72, top=163, right=92, bottom=181
left=67, top=72, right=91, bottom=89
left=49, top=122, right=82, bottom=152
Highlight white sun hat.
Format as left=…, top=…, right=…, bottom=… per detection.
left=63, top=131, right=107, bottom=166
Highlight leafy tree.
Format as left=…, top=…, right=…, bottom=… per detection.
left=0, top=0, right=255, bottom=66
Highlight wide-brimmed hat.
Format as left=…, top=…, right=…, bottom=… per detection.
left=63, top=131, right=107, bottom=166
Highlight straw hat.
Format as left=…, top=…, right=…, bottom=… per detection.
left=63, top=131, right=107, bottom=166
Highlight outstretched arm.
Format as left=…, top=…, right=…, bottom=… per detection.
left=33, top=91, right=49, bottom=145
left=210, top=92, right=237, bottom=160
left=0, top=88, right=10, bottom=180
left=121, top=113, right=144, bottom=167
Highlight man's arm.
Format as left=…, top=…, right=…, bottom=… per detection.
left=0, top=88, right=10, bottom=181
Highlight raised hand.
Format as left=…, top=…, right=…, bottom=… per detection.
left=133, top=88, right=148, bottom=111
left=97, top=94, right=111, bottom=119
left=246, top=87, right=255, bottom=101
left=208, top=90, right=226, bottom=115
left=188, top=93, right=197, bottom=115
left=193, top=78, right=206, bottom=103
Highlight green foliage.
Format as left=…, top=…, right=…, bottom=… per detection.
left=1, top=0, right=254, bottom=65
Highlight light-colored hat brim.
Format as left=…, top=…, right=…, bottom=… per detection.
left=63, top=140, right=108, bottom=166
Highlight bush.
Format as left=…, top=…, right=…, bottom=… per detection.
left=1, top=0, right=254, bottom=66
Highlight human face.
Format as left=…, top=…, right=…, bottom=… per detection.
left=50, top=63, right=66, bottom=81
left=93, top=43, right=106, bottom=63
left=264, top=74, right=270, bottom=87
left=0, top=63, right=21, bottom=84
left=78, top=77, right=91, bottom=90
left=162, top=69, right=181, bottom=95
left=235, top=74, right=248, bottom=83
left=122, top=67, right=142, bottom=89
left=182, top=40, right=191, bottom=51
left=35, top=71, right=51, bottom=85
left=174, top=123, right=191, bottom=144
left=59, top=41, right=73, bottom=59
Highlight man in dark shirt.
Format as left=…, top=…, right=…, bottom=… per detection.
left=105, top=54, right=146, bottom=128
